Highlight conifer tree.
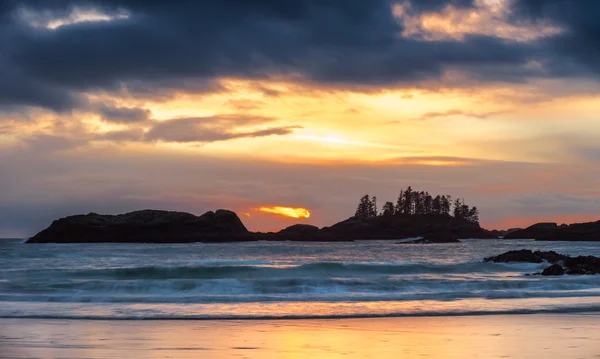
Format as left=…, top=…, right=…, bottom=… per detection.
left=467, top=206, right=480, bottom=223
left=453, top=198, right=463, bottom=219
left=371, top=196, right=378, bottom=217
left=395, top=190, right=405, bottom=215
left=432, top=195, right=442, bottom=215
left=441, top=195, right=452, bottom=215
left=382, top=201, right=395, bottom=216
left=355, top=195, right=372, bottom=218
left=424, top=191, right=433, bottom=214
left=403, top=186, right=414, bottom=215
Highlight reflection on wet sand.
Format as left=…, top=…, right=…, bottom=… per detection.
left=2, top=314, right=600, bottom=359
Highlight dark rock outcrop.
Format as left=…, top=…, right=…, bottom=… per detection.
left=563, top=256, right=600, bottom=275
left=503, top=223, right=558, bottom=239
left=319, top=214, right=494, bottom=241
left=421, top=232, right=460, bottom=243
left=278, top=224, right=321, bottom=236
left=503, top=220, right=600, bottom=241
left=27, top=209, right=252, bottom=243
left=484, top=250, right=544, bottom=263
left=534, top=250, right=568, bottom=263
left=259, top=224, right=355, bottom=242
left=484, top=250, right=600, bottom=276
left=484, top=250, right=568, bottom=264
left=541, top=264, right=565, bottom=276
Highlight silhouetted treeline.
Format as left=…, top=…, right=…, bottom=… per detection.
left=354, top=186, right=479, bottom=224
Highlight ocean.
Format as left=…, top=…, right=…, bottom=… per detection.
left=2, top=238, right=600, bottom=320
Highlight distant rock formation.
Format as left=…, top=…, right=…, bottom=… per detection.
left=484, top=249, right=567, bottom=264
left=502, top=222, right=559, bottom=239
left=318, top=214, right=494, bottom=241
left=27, top=210, right=251, bottom=243
left=27, top=210, right=494, bottom=243
left=489, top=229, right=507, bottom=238
left=488, top=227, right=522, bottom=238
left=484, top=249, right=600, bottom=275
left=503, top=221, right=600, bottom=241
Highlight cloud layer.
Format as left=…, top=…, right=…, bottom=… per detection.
left=1, top=0, right=593, bottom=113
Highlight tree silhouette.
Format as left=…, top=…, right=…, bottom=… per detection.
left=395, top=190, right=404, bottom=215
left=441, top=195, right=451, bottom=215
left=467, top=206, right=480, bottom=223
left=371, top=196, right=378, bottom=217
left=353, top=187, right=480, bottom=223
left=355, top=195, right=377, bottom=218
left=423, top=191, right=433, bottom=214
left=432, top=195, right=442, bottom=215
left=382, top=201, right=395, bottom=216
left=453, top=198, right=464, bottom=219
left=403, top=186, right=414, bottom=215
left=414, top=191, right=423, bottom=215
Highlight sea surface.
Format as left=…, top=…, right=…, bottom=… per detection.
left=2, top=238, right=600, bottom=320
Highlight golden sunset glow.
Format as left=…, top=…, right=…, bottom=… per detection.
left=2, top=0, right=600, bottom=237
left=258, top=207, right=311, bottom=219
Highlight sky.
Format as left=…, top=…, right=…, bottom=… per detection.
left=1, top=0, right=600, bottom=237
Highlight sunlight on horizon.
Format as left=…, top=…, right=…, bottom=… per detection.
left=258, top=206, right=311, bottom=219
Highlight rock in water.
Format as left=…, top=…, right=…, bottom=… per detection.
left=564, top=256, right=600, bottom=275
left=27, top=209, right=250, bottom=243
left=541, top=264, right=565, bottom=276
left=484, top=250, right=544, bottom=263
left=533, top=250, right=568, bottom=263
left=485, top=250, right=600, bottom=276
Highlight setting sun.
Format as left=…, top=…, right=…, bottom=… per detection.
left=258, top=206, right=311, bottom=219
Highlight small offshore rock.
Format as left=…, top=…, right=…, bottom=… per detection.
left=541, top=264, right=565, bottom=276
left=484, top=250, right=543, bottom=263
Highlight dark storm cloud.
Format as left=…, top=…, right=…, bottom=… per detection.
left=0, top=0, right=546, bottom=112
left=509, top=0, right=600, bottom=77
left=0, top=56, right=79, bottom=111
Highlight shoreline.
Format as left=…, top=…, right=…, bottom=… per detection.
left=2, top=308, right=600, bottom=321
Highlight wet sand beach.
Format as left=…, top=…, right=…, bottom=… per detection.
left=2, top=314, right=600, bottom=359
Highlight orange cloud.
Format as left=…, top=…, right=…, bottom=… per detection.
left=257, top=206, right=311, bottom=219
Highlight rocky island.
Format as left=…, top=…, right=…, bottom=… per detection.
left=26, top=209, right=493, bottom=244
left=27, top=209, right=252, bottom=244
left=504, top=221, right=600, bottom=241
left=25, top=184, right=600, bottom=243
